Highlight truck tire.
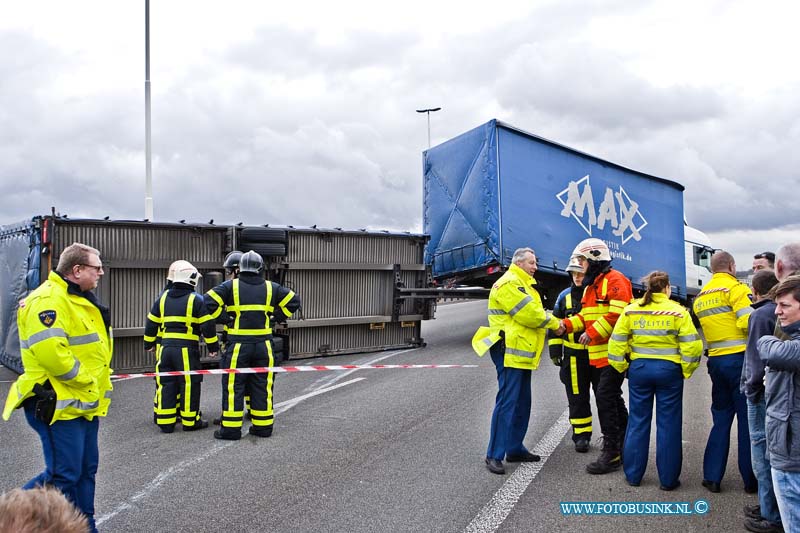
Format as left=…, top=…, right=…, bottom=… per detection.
left=240, top=227, right=288, bottom=243
left=241, top=242, right=287, bottom=257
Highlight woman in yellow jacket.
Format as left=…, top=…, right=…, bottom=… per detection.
left=608, top=271, right=703, bottom=491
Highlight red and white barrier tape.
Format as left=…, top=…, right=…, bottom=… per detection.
left=111, top=363, right=477, bottom=380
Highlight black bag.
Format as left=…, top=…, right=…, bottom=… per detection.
left=32, top=382, right=56, bottom=424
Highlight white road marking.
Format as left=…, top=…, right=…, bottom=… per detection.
left=96, top=377, right=365, bottom=527
left=463, top=409, right=571, bottom=533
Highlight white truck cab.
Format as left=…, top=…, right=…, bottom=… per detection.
left=684, top=225, right=714, bottom=300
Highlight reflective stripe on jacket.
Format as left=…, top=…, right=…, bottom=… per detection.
left=692, top=272, right=752, bottom=356
left=143, top=287, right=219, bottom=351
left=471, top=263, right=560, bottom=370
left=563, top=269, right=633, bottom=367
left=3, top=272, right=113, bottom=422
left=204, top=273, right=301, bottom=343
left=548, top=286, right=585, bottom=356
left=608, top=293, right=703, bottom=379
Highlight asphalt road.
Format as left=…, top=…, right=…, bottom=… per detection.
left=0, top=300, right=757, bottom=532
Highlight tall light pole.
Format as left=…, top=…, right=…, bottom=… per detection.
left=144, top=0, right=153, bottom=220
left=416, top=107, right=441, bottom=149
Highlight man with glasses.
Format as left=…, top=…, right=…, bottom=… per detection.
left=753, top=252, right=775, bottom=272
left=3, top=242, right=112, bottom=533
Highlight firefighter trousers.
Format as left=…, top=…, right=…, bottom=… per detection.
left=592, top=364, right=628, bottom=451
left=218, top=340, right=275, bottom=439
left=559, top=348, right=593, bottom=442
left=153, top=345, right=203, bottom=430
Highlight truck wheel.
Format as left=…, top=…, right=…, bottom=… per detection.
left=240, top=227, right=288, bottom=243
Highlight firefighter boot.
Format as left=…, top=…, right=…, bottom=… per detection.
left=586, top=439, right=621, bottom=475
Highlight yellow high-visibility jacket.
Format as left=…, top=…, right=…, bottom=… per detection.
left=3, top=272, right=113, bottom=422
left=472, top=263, right=560, bottom=370
left=692, top=272, right=753, bottom=356
left=608, top=293, right=703, bottom=379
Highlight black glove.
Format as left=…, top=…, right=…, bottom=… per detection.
left=550, top=354, right=562, bottom=367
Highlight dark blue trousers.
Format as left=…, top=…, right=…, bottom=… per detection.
left=704, top=353, right=757, bottom=490
left=487, top=342, right=532, bottom=461
left=23, top=399, right=100, bottom=533
left=623, top=359, right=684, bottom=488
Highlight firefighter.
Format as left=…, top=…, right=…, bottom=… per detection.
left=561, top=238, right=632, bottom=474
left=608, top=271, right=703, bottom=490
left=204, top=251, right=301, bottom=440
left=692, top=250, right=757, bottom=494
left=472, top=247, right=563, bottom=475
left=144, top=260, right=219, bottom=433
left=548, top=255, right=593, bottom=453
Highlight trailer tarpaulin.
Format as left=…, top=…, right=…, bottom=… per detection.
left=0, top=219, right=36, bottom=373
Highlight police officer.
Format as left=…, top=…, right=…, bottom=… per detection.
left=204, top=251, right=301, bottom=440
left=144, top=260, right=219, bottom=433
left=561, top=238, right=632, bottom=475
left=693, top=250, right=757, bottom=494
left=472, top=247, right=563, bottom=475
left=2, top=242, right=112, bottom=533
left=549, top=255, right=593, bottom=453
left=608, top=271, right=703, bottom=490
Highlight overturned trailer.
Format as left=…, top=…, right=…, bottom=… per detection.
left=0, top=215, right=434, bottom=373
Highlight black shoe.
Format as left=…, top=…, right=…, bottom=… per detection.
left=485, top=457, right=505, bottom=475
left=744, top=483, right=758, bottom=494
left=660, top=480, right=681, bottom=491
left=744, top=504, right=763, bottom=521
left=213, top=429, right=241, bottom=441
left=586, top=446, right=621, bottom=475
left=212, top=417, right=221, bottom=425
left=506, top=451, right=541, bottom=462
left=183, top=419, right=209, bottom=431
left=159, top=425, right=175, bottom=434
left=575, top=437, right=590, bottom=453
left=702, top=479, right=721, bottom=493
left=248, top=426, right=273, bottom=438
left=744, top=517, right=784, bottom=533
left=626, top=478, right=640, bottom=487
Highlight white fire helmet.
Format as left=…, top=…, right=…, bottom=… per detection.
left=572, top=238, right=611, bottom=262
left=566, top=255, right=584, bottom=273
left=170, top=260, right=201, bottom=287
left=166, top=260, right=182, bottom=282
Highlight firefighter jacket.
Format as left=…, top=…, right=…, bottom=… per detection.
left=143, top=284, right=219, bottom=352
left=3, top=272, right=113, bottom=422
left=563, top=268, right=633, bottom=368
left=608, top=293, right=703, bottom=379
left=692, top=272, right=753, bottom=356
left=471, top=263, right=560, bottom=370
left=549, top=285, right=585, bottom=357
left=204, top=273, right=301, bottom=343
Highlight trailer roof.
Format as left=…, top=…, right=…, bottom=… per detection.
left=495, top=120, right=685, bottom=192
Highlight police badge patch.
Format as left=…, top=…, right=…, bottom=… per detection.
left=39, top=310, right=57, bottom=327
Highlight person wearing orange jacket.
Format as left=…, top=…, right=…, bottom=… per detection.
left=561, top=238, right=633, bottom=475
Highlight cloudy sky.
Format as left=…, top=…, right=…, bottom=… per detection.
left=1, top=0, right=798, bottom=270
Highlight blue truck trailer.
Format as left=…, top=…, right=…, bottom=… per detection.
left=423, top=119, right=712, bottom=305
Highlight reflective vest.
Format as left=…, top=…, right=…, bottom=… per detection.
left=608, top=293, right=703, bottom=379
left=204, top=274, right=300, bottom=343
left=471, top=263, right=559, bottom=370
left=563, top=269, right=633, bottom=367
left=3, top=272, right=113, bottom=422
left=549, top=285, right=585, bottom=352
left=692, top=272, right=752, bottom=356
left=143, top=287, right=219, bottom=351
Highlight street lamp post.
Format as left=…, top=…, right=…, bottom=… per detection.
left=144, top=0, right=153, bottom=221
left=416, top=107, right=441, bottom=149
